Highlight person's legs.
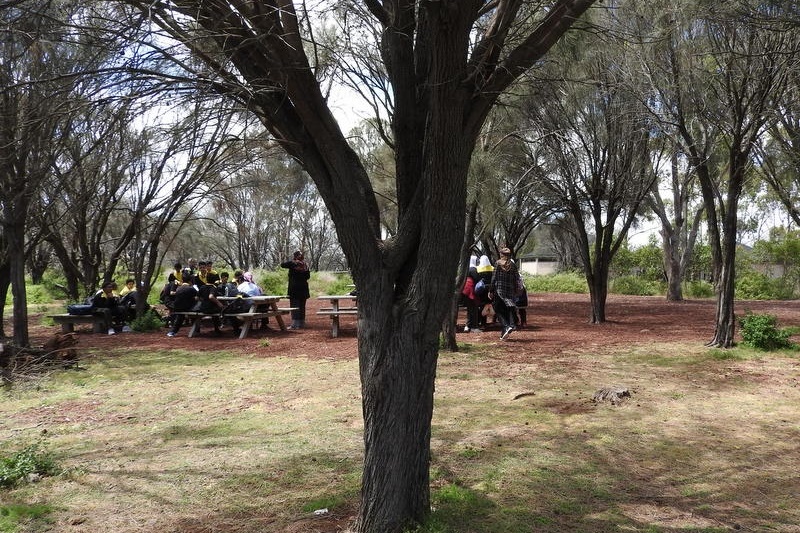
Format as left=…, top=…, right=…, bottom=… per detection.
left=168, top=314, right=186, bottom=336
left=467, top=300, right=481, bottom=331
left=289, top=297, right=302, bottom=328
left=298, top=298, right=307, bottom=328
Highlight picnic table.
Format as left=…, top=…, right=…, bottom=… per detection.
left=172, top=295, right=296, bottom=339
left=317, top=295, right=358, bottom=338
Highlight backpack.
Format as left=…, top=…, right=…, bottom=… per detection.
left=474, top=278, right=488, bottom=299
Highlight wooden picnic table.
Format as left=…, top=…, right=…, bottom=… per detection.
left=170, top=295, right=296, bottom=339
left=317, top=295, right=358, bottom=338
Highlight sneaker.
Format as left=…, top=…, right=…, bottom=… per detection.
left=108, top=328, right=116, bottom=335
left=122, top=325, right=132, bottom=333
left=463, top=325, right=470, bottom=333
left=500, top=327, right=511, bottom=340
left=166, top=332, right=176, bottom=337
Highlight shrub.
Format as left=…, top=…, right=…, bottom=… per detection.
left=736, top=270, right=795, bottom=300
left=739, top=312, right=795, bottom=351
left=684, top=280, right=714, bottom=298
left=610, top=276, right=663, bottom=296
left=0, top=444, right=57, bottom=488
left=258, top=270, right=287, bottom=295
left=130, top=308, right=165, bottom=332
left=524, top=271, right=588, bottom=294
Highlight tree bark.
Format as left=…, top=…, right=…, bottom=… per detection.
left=357, top=295, right=439, bottom=531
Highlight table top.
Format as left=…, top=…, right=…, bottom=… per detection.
left=317, top=295, right=358, bottom=300
left=218, top=294, right=285, bottom=300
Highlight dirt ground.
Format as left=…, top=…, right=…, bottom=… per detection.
left=26, top=293, right=800, bottom=360
left=10, top=293, right=800, bottom=533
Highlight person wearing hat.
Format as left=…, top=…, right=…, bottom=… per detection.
left=489, top=247, right=519, bottom=340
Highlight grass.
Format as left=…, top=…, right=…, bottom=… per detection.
left=1, top=342, right=799, bottom=532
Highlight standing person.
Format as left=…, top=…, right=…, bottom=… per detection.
left=461, top=255, right=481, bottom=332
left=475, top=254, right=494, bottom=327
left=514, top=273, right=528, bottom=328
left=489, top=247, right=519, bottom=340
left=281, top=251, right=310, bottom=329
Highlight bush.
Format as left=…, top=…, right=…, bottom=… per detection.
left=739, top=312, right=795, bottom=351
left=130, top=308, right=165, bottom=332
left=736, top=270, right=796, bottom=300
left=684, top=280, right=714, bottom=298
left=0, top=444, right=57, bottom=488
left=610, top=276, right=663, bottom=296
left=524, top=271, right=588, bottom=294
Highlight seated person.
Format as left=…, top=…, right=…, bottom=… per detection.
left=236, top=271, right=263, bottom=296
left=166, top=279, right=199, bottom=337
left=197, top=282, right=242, bottom=336
left=216, top=272, right=239, bottom=297
left=167, top=262, right=183, bottom=283
left=119, top=278, right=136, bottom=297
left=91, top=281, right=130, bottom=335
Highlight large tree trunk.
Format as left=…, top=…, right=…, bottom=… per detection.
left=357, top=296, right=439, bottom=531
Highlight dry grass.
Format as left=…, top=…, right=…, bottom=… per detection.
left=1, top=340, right=799, bottom=532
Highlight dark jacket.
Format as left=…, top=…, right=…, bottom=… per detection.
left=280, top=259, right=311, bottom=299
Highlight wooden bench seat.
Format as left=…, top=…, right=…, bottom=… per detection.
left=171, top=308, right=298, bottom=338
left=317, top=307, right=358, bottom=314
left=316, top=308, right=358, bottom=337
left=48, top=314, right=107, bottom=333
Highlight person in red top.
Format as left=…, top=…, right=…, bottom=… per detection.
left=460, top=255, right=481, bottom=333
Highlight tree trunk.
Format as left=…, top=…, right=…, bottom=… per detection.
left=356, top=290, right=440, bottom=532
left=0, top=261, right=9, bottom=339
left=4, top=201, right=30, bottom=347
left=587, top=272, right=608, bottom=324
left=663, top=226, right=684, bottom=301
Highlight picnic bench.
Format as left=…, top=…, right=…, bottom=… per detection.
left=317, top=295, right=358, bottom=338
left=48, top=313, right=107, bottom=333
left=172, top=295, right=297, bottom=338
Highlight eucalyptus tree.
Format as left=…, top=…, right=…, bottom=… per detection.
left=680, top=2, right=793, bottom=346
left=108, top=1, right=596, bottom=530
left=757, top=74, right=800, bottom=227
left=529, top=36, right=661, bottom=323
left=0, top=0, right=113, bottom=346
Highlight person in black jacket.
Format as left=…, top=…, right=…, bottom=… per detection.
left=91, top=281, right=129, bottom=335
left=281, top=251, right=311, bottom=329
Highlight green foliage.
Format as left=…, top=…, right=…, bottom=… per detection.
left=130, top=309, right=165, bottom=332
left=739, top=312, right=795, bottom=351
left=610, top=276, right=664, bottom=296
left=258, top=270, right=287, bottom=295
left=611, top=237, right=664, bottom=281
left=0, top=503, right=53, bottom=532
left=0, top=444, right=57, bottom=488
left=684, top=280, right=714, bottom=298
left=524, top=271, right=588, bottom=293
left=735, top=269, right=795, bottom=300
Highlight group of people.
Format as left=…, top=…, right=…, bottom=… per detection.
left=158, top=253, right=310, bottom=337
left=90, top=278, right=141, bottom=335
left=461, top=247, right=528, bottom=340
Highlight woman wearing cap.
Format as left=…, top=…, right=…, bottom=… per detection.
left=489, top=247, right=519, bottom=340
left=281, top=251, right=311, bottom=329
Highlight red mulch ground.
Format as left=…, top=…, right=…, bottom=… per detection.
left=25, top=293, right=800, bottom=360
